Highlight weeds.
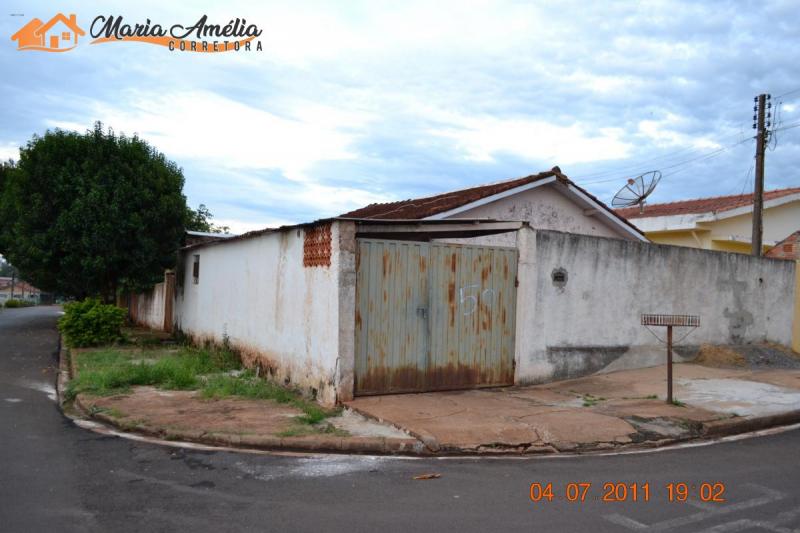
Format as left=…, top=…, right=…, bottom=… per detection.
left=621, top=394, right=659, bottom=400
left=202, top=373, right=338, bottom=425
left=582, top=394, right=606, bottom=407
left=68, top=345, right=240, bottom=399
left=69, top=344, right=337, bottom=424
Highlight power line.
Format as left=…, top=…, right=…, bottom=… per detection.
left=772, top=120, right=800, bottom=132
left=737, top=164, right=754, bottom=197
left=773, top=87, right=800, bottom=100
left=572, top=129, right=751, bottom=182
left=578, top=136, right=752, bottom=186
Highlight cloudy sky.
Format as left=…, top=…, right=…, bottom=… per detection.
left=2, top=0, right=799, bottom=233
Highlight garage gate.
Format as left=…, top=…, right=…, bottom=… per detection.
left=354, top=238, right=518, bottom=395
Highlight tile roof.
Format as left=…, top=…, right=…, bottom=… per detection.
left=0, top=279, right=39, bottom=293
left=341, top=166, right=644, bottom=237
left=765, top=230, right=800, bottom=259
left=615, top=187, right=800, bottom=220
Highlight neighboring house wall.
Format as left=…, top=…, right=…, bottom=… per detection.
left=514, top=228, right=797, bottom=385
left=173, top=221, right=356, bottom=406
left=0, top=280, right=41, bottom=303
left=130, top=282, right=166, bottom=330
left=631, top=198, right=800, bottom=253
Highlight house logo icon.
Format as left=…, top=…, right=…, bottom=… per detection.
left=11, top=13, right=85, bottom=52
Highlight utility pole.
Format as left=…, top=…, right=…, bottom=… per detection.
left=751, top=93, right=771, bottom=256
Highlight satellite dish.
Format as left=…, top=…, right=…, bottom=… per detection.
left=611, top=170, right=661, bottom=212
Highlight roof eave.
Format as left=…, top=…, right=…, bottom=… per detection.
left=422, top=176, right=557, bottom=220
left=422, top=177, right=647, bottom=241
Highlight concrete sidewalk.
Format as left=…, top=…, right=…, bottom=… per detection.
left=347, top=364, right=800, bottom=453
left=66, top=345, right=800, bottom=455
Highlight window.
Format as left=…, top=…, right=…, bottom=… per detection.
left=62, top=31, right=71, bottom=41
left=192, top=255, right=200, bottom=284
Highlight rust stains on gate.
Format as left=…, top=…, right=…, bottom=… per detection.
left=354, top=238, right=517, bottom=395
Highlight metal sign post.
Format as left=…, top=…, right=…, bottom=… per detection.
left=641, top=314, right=700, bottom=404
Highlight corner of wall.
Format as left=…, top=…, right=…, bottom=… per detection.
left=335, top=220, right=357, bottom=402
left=513, top=225, right=539, bottom=383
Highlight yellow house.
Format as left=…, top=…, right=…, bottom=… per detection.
left=615, top=187, right=800, bottom=254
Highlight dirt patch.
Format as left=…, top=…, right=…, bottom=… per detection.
left=81, top=387, right=302, bottom=437
left=693, top=344, right=800, bottom=370
left=694, top=344, right=747, bottom=368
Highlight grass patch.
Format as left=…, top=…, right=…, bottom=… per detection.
left=670, top=398, right=687, bottom=407
left=67, top=345, right=241, bottom=400
left=621, top=394, right=659, bottom=400
left=202, top=372, right=338, bottom=424
left=582, top=394, right=606, bottom=407
left=68, top=344, right=337, bottom=425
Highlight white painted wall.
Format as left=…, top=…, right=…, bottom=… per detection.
left=174, top=222, right=347, bottom=406
left=439, top=183, right=627, bottom=247
left=131, top=282, right=165, bottom=331
left=451, top=183, right=622, bottom=235
left=514, top=228, right=797, bottom=385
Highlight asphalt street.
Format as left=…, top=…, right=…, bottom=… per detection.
left=1, top=305, right=799, bottom=532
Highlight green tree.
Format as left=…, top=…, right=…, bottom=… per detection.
left=186, top=203, right=230, bottom=234
left=0, top=124, right=187, bottom=301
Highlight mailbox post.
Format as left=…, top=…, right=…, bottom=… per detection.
left=641, top=314, right=700, bottom=404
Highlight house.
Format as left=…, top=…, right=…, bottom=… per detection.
left=0, top=277, right=41, bottom=304
left=767, top=231, right=800, bottom=260
left=343, top=166, right=647, bottom=244
left=615, top=187, right=800, bottom=254
left=11, top=14, right=84, bottom=51
left=127, top=169, right=800, bottom=406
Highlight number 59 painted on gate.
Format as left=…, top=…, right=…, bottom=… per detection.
left=459, top=284, right=495, bottom=315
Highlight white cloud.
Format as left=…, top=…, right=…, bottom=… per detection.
left=563, top=70, right=647, bottom=95
left=47, top=90, right=372, bottom=182
left=637, top=112, right=721, bottom=150
left=6, top=0, right=799, bottom=224
left=431, top=115, right=632, bottom=165
left=0, top=142, right=19, bottom=162
left=213, top=218, right=290, bottom=234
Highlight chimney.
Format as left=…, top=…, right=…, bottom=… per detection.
left=69, top=14, right=77, bottom=26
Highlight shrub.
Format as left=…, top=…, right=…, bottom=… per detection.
left=58, top=298, right=127, bottom=347
left=3, top=299, right=35, bottom=308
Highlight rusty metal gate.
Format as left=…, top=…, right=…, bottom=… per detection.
left=355, top=238, right=517, bottom=395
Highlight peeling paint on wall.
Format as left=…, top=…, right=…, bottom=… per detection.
left=173, top=222, right=345, bottom=406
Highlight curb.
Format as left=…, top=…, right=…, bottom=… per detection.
left=59, top=345, right=800, bottom=457
left=702, top=410, right=800, bottom=437
left=346, top=404, right=441, bottom=452
left=70, top=393, right=427, bottom=456
left=59, top=341, right=426, bottom=455
left=55, top=337, right=71, bottom=407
